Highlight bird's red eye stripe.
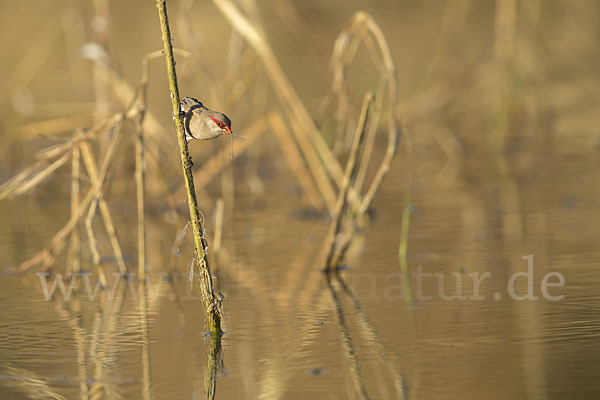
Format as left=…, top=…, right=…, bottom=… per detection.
left=210, top=116, right=232, bottom=134
left=210, top=117, right=224, bottom=128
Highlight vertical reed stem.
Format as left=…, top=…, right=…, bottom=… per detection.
left=67, top=134, right=81, bottom=276
left=398, top=174, right=413, bottom=304
left=135, top=99, right=147, bottom=281
left=156, top=0, right=223, bottom=335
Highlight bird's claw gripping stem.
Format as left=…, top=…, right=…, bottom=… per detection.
left=173, top=110, right=186, bottom=120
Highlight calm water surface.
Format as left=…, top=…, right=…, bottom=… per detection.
left=0, top=150, right=599, bottom=400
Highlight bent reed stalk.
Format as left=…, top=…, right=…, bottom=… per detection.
left=156, top=0, right=223, bottom=335
left=323, top=93, right=374, bottom=272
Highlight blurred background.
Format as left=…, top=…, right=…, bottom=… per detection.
left=0, top=0, right=599, bottom=399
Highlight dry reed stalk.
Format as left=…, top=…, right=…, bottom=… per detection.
left=268, top=112, right=325, bottom=210
left=323, top=94, right=373, bottom=272
left=82, top=153, right=107, bottom=287
left=0, top=164, right=42, bottom=199
left=26, top=102, right=97, bottom=117
left=332, top=87, right=350, bottom=155
left=211, top=0, right=344, bottom=212
left=330, top=12, right=400, bottom=217
left=66, top=134, right=82, bottom=276
left=14, top=117, right=123, bottom=273
left=398, top=166, right=413, bottom=304
left=41, top=231, right=68, bottom=272
left=156, top=0, right=223, bottom=335
left=322, top=12, right=407, bottom=271
left=353, top=79, right=386, bottom=193
left=132, top=51, right=157, bottom=282
left=135, top=120, right=147, bottom=281
left=0, top=115, right=119, bottom=200
left=79, top=121, right=128, bottom=283
left=21, top=114, right=96, bottom=139
left=8, top=153, right=71, bottom=198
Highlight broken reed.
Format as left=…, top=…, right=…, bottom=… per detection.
left=156, top=0, right=223, bottom=335
left=323, top=93, right=374, bottom=272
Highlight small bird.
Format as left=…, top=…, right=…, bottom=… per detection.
left=180, top=97, right=233, bottom=141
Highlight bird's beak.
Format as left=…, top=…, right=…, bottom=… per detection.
left=224, top=126, right=232, bottom=135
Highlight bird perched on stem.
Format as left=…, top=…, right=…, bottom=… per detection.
left=180, top=97, right=235, bottom=141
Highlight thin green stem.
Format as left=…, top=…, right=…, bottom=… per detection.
left=156, top=0, right=222, bottom=335
left=398, top=175, right=413, bottom=305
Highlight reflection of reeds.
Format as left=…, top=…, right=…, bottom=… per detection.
left=2, top=364, right=68, bottom=400
left=335, top=273, right=409, bottom=399
left=204, top=334, right=224, bottom=400
left=325, top=273, right=370, bottom=400
left=88, top=279, right=128, bottom=400
left=48, top=294, right=90, bottom=400
left=140, top=283, right=155, bottom=400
